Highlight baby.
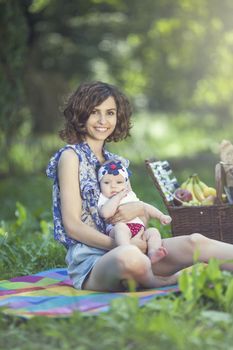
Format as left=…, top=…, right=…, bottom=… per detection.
left=97, top=160, right=172, bottom=263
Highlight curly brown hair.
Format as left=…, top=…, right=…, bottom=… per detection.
left=59, top=81, right=132, bottom=144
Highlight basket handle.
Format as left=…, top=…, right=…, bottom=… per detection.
left=215, top=163, right=225, bottom=204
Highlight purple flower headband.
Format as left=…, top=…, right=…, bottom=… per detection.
left=98, top=160, right=129, bottom=182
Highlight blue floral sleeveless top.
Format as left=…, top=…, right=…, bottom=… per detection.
left=46, top=142, right=129, bottom=248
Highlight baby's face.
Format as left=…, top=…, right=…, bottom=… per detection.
left=100, top=173, right=127, bottom=198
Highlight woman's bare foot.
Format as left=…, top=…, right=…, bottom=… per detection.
left=153, top=272, right=179, bottom=287
left=148, top=246, right=168, bottom=264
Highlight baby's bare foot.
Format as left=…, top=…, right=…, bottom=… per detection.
left=149, top=246, right=168, bottom=264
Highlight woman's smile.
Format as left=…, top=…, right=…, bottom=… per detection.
left=95, top=126, right=109, bottom=132
left=85, top=96, right=117, bottom=143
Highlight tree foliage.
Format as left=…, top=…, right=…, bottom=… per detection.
left=0, top=0, right=28, bottom=171
left=1, top=0, right=233, bottom=173
left=21, top=0, right=233, bottom=112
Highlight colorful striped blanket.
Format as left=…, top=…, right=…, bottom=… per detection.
left=0, top=268, right=179, bottom=318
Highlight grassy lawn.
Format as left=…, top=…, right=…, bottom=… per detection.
left=1, top=170, right=233, bottom=350
left=1, top=112, right=233, bottom=349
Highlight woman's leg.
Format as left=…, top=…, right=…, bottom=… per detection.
left=151, top=233, right=233, bottom=276
left=83, top=245, right=177, bottom=291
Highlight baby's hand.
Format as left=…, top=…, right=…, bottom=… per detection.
left=160, top=214, right=172, bottom=225
left=119, top=189, right=129, bottom=199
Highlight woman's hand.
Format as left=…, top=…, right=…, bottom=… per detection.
left=108, top=201, right=145, bottom=224
left=130, top=228, right=147, bottom=254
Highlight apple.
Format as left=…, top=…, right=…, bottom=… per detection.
left=173, top=188, right=192, bottom=206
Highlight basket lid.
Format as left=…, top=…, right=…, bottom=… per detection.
left=145, top=159, right=179, bottom=206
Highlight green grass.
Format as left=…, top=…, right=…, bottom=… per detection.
left=0, top=281, right=233, bottom=350
left=1, top=111, right=233, bottom=349
left=1, top=171, right=233, bottom=350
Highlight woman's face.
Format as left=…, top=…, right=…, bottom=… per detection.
left=85, top=96, right=117, bottom=144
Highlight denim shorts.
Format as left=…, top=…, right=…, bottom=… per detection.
left=65, top=243, right=107, bottom=289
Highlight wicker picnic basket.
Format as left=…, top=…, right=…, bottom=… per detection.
left=145, top=159, right=233, bottom=244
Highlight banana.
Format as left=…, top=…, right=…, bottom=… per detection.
left=203, top=187, right=217, bottom=197
left=198, top=179, right=210, bottom=193
left=222, top=193, right=227, bottom=202
left=192, top=174, right=206, bottom=202
left=201, top=195, right=215, bottom=206
left=180, top=177, right=191, bottom=189
left=185, top=176, right=200, bottom=203
left=198, top=179, right=216, bottom=198
left=194, top=174, right=216, bottom=198
left=183, top=200, right=201, bottom=206
left=177, top=174, right=218, bottom=206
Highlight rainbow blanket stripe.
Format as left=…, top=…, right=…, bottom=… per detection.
left=0, top=268, right=179, bottom=318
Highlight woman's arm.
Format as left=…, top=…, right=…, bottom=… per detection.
left=58, top=149, right=115, bottom=250
left=109, top=201, right=146, bottom=224
left=108, top=181, right=146, bottom=224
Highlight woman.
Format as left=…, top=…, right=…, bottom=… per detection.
left=47, top=81, right=233, bottom=291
